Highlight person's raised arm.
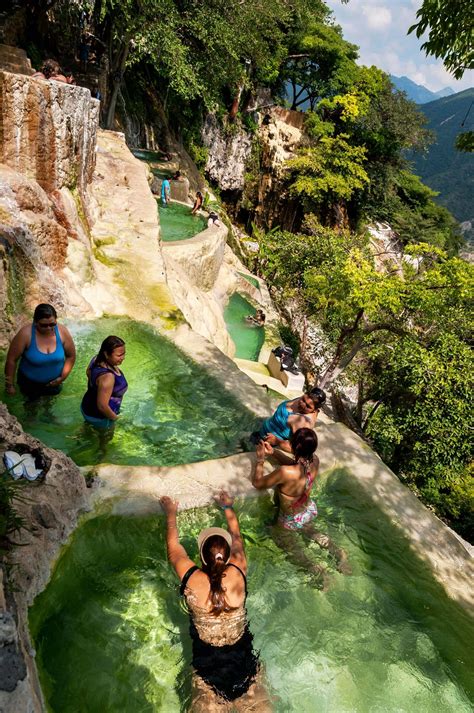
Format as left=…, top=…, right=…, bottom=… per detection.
left=251, top=441, right=285, bottom=490
left=160, top=496, right=195, bottom=579
left=215, top=491, right=247, bottom=573
left=4, top=328, right=28, bottom=395
left=49, top=326, right=76, bottom=386
left=96, top=372, right=119, bottom=420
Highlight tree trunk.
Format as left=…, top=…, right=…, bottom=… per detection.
left=229, top=83, right=244, bottom=121
left=105, top=40, right=130, bottom=129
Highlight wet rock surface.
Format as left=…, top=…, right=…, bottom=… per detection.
left=0, top=403, right=89, bottom=712
left=0, top=70, right=99, bottom=193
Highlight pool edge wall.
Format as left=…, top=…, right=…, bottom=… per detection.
left=2, top=410, right=473, bottom=710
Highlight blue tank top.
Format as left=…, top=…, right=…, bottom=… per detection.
left=161, top=179, right=170, bottom=200
left=81, top=358, right=128, bottom=419
left=258, top=400, right=291, bottom=440
left=19, top=324, right=65, bottom=384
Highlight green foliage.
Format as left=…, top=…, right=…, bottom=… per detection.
left=188, top=140, right=208, bottom=171
left=373, top=171, right=463, bottom=254
left=366, top=334, right=474, bottom=539
left=409, top=0, right=474, bottom=79
left=258, top=218, right=474, bottom=537
left=288, top=135, right=369, bottom=207
left=455, top=131, right=474, bottom=153
left=278, top=324, right=300, bottom=358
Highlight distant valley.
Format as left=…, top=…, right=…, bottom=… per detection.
left=408, top=88, right=473, bottom=247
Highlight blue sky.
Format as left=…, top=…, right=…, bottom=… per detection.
left=326, top=0, right=473, bottom=93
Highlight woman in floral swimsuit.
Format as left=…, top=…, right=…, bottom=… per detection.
left=251, top=428, right=350, bottom=586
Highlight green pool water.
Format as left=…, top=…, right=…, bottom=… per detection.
left=158, top=201, right=207, bottom=242
left=29, top=469, right=474, bottom=712
left=1, top=319, right=255, bottom=467
left=238, top=271, right=260, bottom=289
left=224, top=293, right=264, bottom=361
left=131, top=149, right=164, bottom=162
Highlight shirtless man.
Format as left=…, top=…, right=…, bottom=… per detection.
left=251, top=386, right=326, bottom=454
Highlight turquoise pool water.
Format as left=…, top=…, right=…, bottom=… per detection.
left=1, top=319, right=255, bottom=466
left=29, top=470, right=474, bottom=712
left=224, top=293, right=264, bottom=361
left=132, top=149, right=165, bottom=162
left=158, top=201, right=207, bottom=242
left=238, top=271, right=260, bottom=289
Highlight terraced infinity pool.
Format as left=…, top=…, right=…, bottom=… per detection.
left=29, top=470, right=474, bottom=712
left=1, top=319, right=255, bottom=466
left=158, top=201, right=207, bottom=242
left=224, top=292, right=265, bottom=361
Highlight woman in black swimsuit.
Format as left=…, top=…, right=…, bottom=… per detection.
left=161, top=492, right=271, bottom=711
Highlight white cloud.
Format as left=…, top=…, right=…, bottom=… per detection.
left=362, top=5, right=392, bottom=30
left=326, top=0, right=474, bottom=92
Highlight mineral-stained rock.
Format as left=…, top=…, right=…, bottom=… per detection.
left=0, top=70, right=99, bottom=193
left=0, top=402, right=89, bottom=712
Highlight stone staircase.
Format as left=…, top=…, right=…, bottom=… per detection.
left=0, top=44, right=33, bottom=75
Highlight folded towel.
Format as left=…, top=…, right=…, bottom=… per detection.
left=3, top=451, right=24, bottom=480
left=3, top=450, right=44, bottom=481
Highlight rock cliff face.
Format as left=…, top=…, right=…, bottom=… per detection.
left=0, top=71, right=99, bottom=194
left=0, top=403, right=89, bottom=713
left=202, top=108, right=304, bottom=230
left=202, top=113, right=253, bottom=192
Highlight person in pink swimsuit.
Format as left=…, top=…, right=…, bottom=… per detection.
left=251, top=427, right=350, bottom=586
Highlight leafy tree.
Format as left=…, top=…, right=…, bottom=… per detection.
left=259, top=216, right=473, bottom=386
left=287, top=135, right=369, bottom=210
left=282, top=20, right=359, bottom=110
left=365, top=334, right=474, bottom=540
left=409, top=0, right=474, bottom=79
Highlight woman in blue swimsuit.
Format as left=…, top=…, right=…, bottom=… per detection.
left=4, top=304, right=76, bottom=398
left=81, top=335, right=128, bottom=428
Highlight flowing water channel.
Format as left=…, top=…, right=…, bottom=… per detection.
left=224, top=293, right=265, bottom=361
left=29, top=469, right=474, bottom=712
left=1, top=319, right=254, bottom=466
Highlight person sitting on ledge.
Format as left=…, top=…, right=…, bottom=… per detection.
left=245, top=309, right=266, bottom=327
left=32, top=59, right=67, bottom=83
left=192, top=191, right=203, bottom=215
left=207, top=211, right=221, bottom=228
left=250, top=386, right=326, bottom=453
left=172, top=170, right=184, bottom=181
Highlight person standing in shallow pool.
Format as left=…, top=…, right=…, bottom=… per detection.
left=4, top=304, right=76, bottom=398
left=251, top=427, right=350, bottom=585
left=81, top=336, right=127, bottom=428
left=160, top=491, right=272, bottom=711
left=161, top=177, right=171, bottom=206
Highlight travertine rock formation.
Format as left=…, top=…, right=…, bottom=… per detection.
left=0, top=403, right=89, bottom=713
left=0, top=71, right=99, bottom=193
left=202, top=113, right=253, bottom=192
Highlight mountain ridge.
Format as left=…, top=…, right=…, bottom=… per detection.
left=390, top=74, right=454, bottom=104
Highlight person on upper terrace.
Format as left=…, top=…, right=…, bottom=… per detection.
left=172, top=170, right=184, bottom=181
left=32, top=59, right=67, bottom=83
left=161, top=177, right=171, bottom=206
left=191, top=191, right=203, bottom=215
left=207, top=211, right=221, bottom=228
left=250, top=386, right=326, bottom=453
